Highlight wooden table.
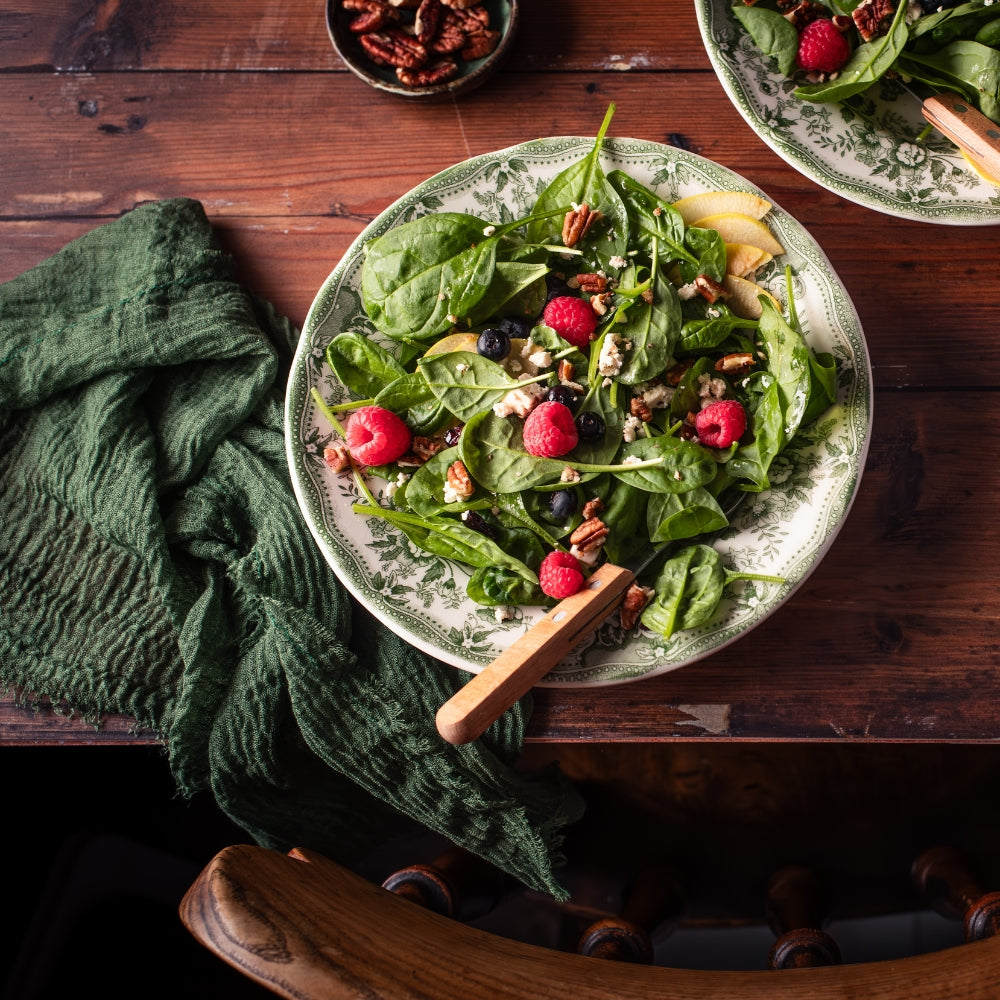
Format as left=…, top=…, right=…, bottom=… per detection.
left=3, top=0, right=999, bottom=746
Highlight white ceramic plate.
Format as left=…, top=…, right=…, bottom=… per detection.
left=696, top=0, right=1000, bottom=225
left=285, top=136, right=872, bottom=686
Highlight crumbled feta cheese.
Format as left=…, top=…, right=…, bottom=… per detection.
left=495, top=605, right=515, bottom=623
left=492, top=382, right=545, bottom=418
left=455, top=362, right=470, bottom=373
left=483, top=225, right=496, bottom=236
left=385, top=472, right=410, bottom=500
left=528, top=349, right=552, bottom=370
left=622, top=414, right=645, bottom=443
left=560, top=466, right=581, bottom=484
left=443, top=482, right=463, bottom=504
left=642, top=384, right=674, bottom=409
left=447, top=314, right=458, bottom=323
left=622, top=455, right=642, bottom=466
left=697, top=373, right=727, bottom=401
left=598, top=333, right=625, bottom=377
left=677, top=282, right=699, bottom=300
left=570, top=544, right=602, bottom=566
left=608, top=255, right=628, bottom=269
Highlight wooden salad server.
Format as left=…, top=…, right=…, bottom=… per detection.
left=434, top=560, right=635, bottom=745
left=902, top=84, right=1000, bottom=184
left=434, top=494, right=745, bottom=745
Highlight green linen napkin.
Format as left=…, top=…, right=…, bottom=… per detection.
left=0, top=198, right=583, bottom=897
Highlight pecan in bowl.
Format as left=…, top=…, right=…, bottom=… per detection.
left=327, top=0, right=519, bottom=99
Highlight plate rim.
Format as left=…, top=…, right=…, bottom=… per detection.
left=285, top=134, right=874, bottom=687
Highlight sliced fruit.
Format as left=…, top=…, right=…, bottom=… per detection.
left=725, top=243, right=773, bottom=279
left=961, top=150, right=1000, bottom=187
left=423, top=330, right=528, bottom=375
left=673, top=190, right=772, bottom=226
left=423, top=331, right=479, bottom=356
left=690, top=213, right=785, bottom=257
left=723, top=275, right=781, bottom=320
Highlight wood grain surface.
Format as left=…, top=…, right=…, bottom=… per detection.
left=3, top=0, right=1000, bottom=745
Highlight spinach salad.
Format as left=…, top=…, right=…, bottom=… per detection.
left=312, top=104, right=837, bottom=640
left=733, top=0, right=1000, bottom=130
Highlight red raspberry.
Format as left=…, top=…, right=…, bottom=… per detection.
left=796, top=18, right=851, bottom=74
left=542, top=295, right=598, bottom=349
left=539, top=550, right=585, bottom=599
left=694, top=399, right=747, bottom=449
left=522, top=400, right=579, bottom=458
left=344, top=405, right=412, bottom=465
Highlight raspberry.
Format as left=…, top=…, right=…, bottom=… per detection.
left=344, top=405, right=412, bottom=466
left=694, top=399, right=747, bottom=449
left=796, top=18, right=851, bottom=74
left=522, top=400, right=579, bottom=458
left=539, top=550, right=585, bottom=599
left=542, top=295, right=598, bottom=349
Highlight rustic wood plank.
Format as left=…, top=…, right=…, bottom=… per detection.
left=0, top=0, right=712, bottom=73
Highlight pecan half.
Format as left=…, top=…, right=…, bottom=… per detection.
left=665, top=358, right=695, bottom=386
left=630, top=396, right=653, bottom=422
left=581, top=497, right=604, bottom=520
left=359, top=28, right=428, bottom=68
left=557, top=359, right=576, bottom=384
left=852, top=0, right=896, bottom=41
left=619, top=583, right=654, bottom=630
left=397, top=57, right=459, bottom=86
left=569, top=516, right=609, bottom=554
left=782, top=1, right=827, bottom=30
left=323, top=441, right=351, bottom=472
left=446, top=459, right=475, bottom=498
left=440, top=0, right=479, bottom=8
left=411, top=435, right=445, bottom=461
left=694, top=273, right=729, bottom=304
left=461, top=27, right=500, bottom=60
left=430, top=12, right=466, bottom=52
left=343, top=0, right=401, bottom=32
left=414, top=0, right=442, bottom=43
left=562, top=203, right=601, bottom=248
left=573, top=272, right=608, bottom=294
left=714, top=352, right=756, bottom=375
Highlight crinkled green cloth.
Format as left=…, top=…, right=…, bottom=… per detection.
left=0, top=198, right=583, bottom=897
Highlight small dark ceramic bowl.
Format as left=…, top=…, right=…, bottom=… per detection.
left=327, top=0, right=518, bottom=100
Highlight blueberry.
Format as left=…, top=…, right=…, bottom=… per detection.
left=545, top=386, right=579, bottom=412
left=548, top=489, right=577, bottom=521
left=476, top=327, right=511, bottom=361
left=443, top=425, right=462, bottom=448
left=498, top=316, right=531, bottom=339
left=575, top=411, right=605, bottom=440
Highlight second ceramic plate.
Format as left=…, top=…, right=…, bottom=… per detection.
left=696, top=0, right=1000, bottom=225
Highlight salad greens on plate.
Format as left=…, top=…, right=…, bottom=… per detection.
left=286, top=112, right=870, bottom=685
left=310, top=104, right=836, bottom=643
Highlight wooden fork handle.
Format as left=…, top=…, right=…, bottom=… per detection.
left=435, top=563, right=635, bottom=745
left=922, top=95, right=1000, bottom=183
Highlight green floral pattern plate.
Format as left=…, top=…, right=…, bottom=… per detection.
left=285, top=137, right=872, bottom=686
left=696, top=0, right=1000, bottom=225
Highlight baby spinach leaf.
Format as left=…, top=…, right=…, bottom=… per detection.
left=600, top=480, right=650, bottom=566
left=606, top=169, right=696, bottom=264
left=677, top=227, right=727, bottom=285
left=460, top=410, right=571, bottom=492
left=726, top=373, right=783, bottom=491
left=647, top=487, right=729, bottom=543
left=900, top=41, right=1000, bottom=121
left=418, top=350, right=522, bottom=422
left=465, top=261, right=550, bottom=325
left=680, top=314, right=759, bottom=353
left=732, top=4, right=800, bottom=77
left=525, top=104, right=629, bottom=266
left=614, top=435, right=718, bottom=494
left=467, top=566, right=541, bottom=607
left=374, top=370, right=436, bottom=412
left=615, top=270, right=683, bottom=385
left=640, top=544, right=724, bottom=638
left=801, top=350, right=838, bottom=426
left=361, top=213, right=499, bottom=342
left=757, top=296, right=813, bottom=446
left=325, top=333, right=407, bottom=399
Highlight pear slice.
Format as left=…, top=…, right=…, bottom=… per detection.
left=723, top=275, right=781, bottom=320
left=673, top=190, right=772, bottom=226
left=423, top=331, right=528, bottom=376
left=725, top=243, right=773, bottom=279
left=691, top=213, right=785, bottom=257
